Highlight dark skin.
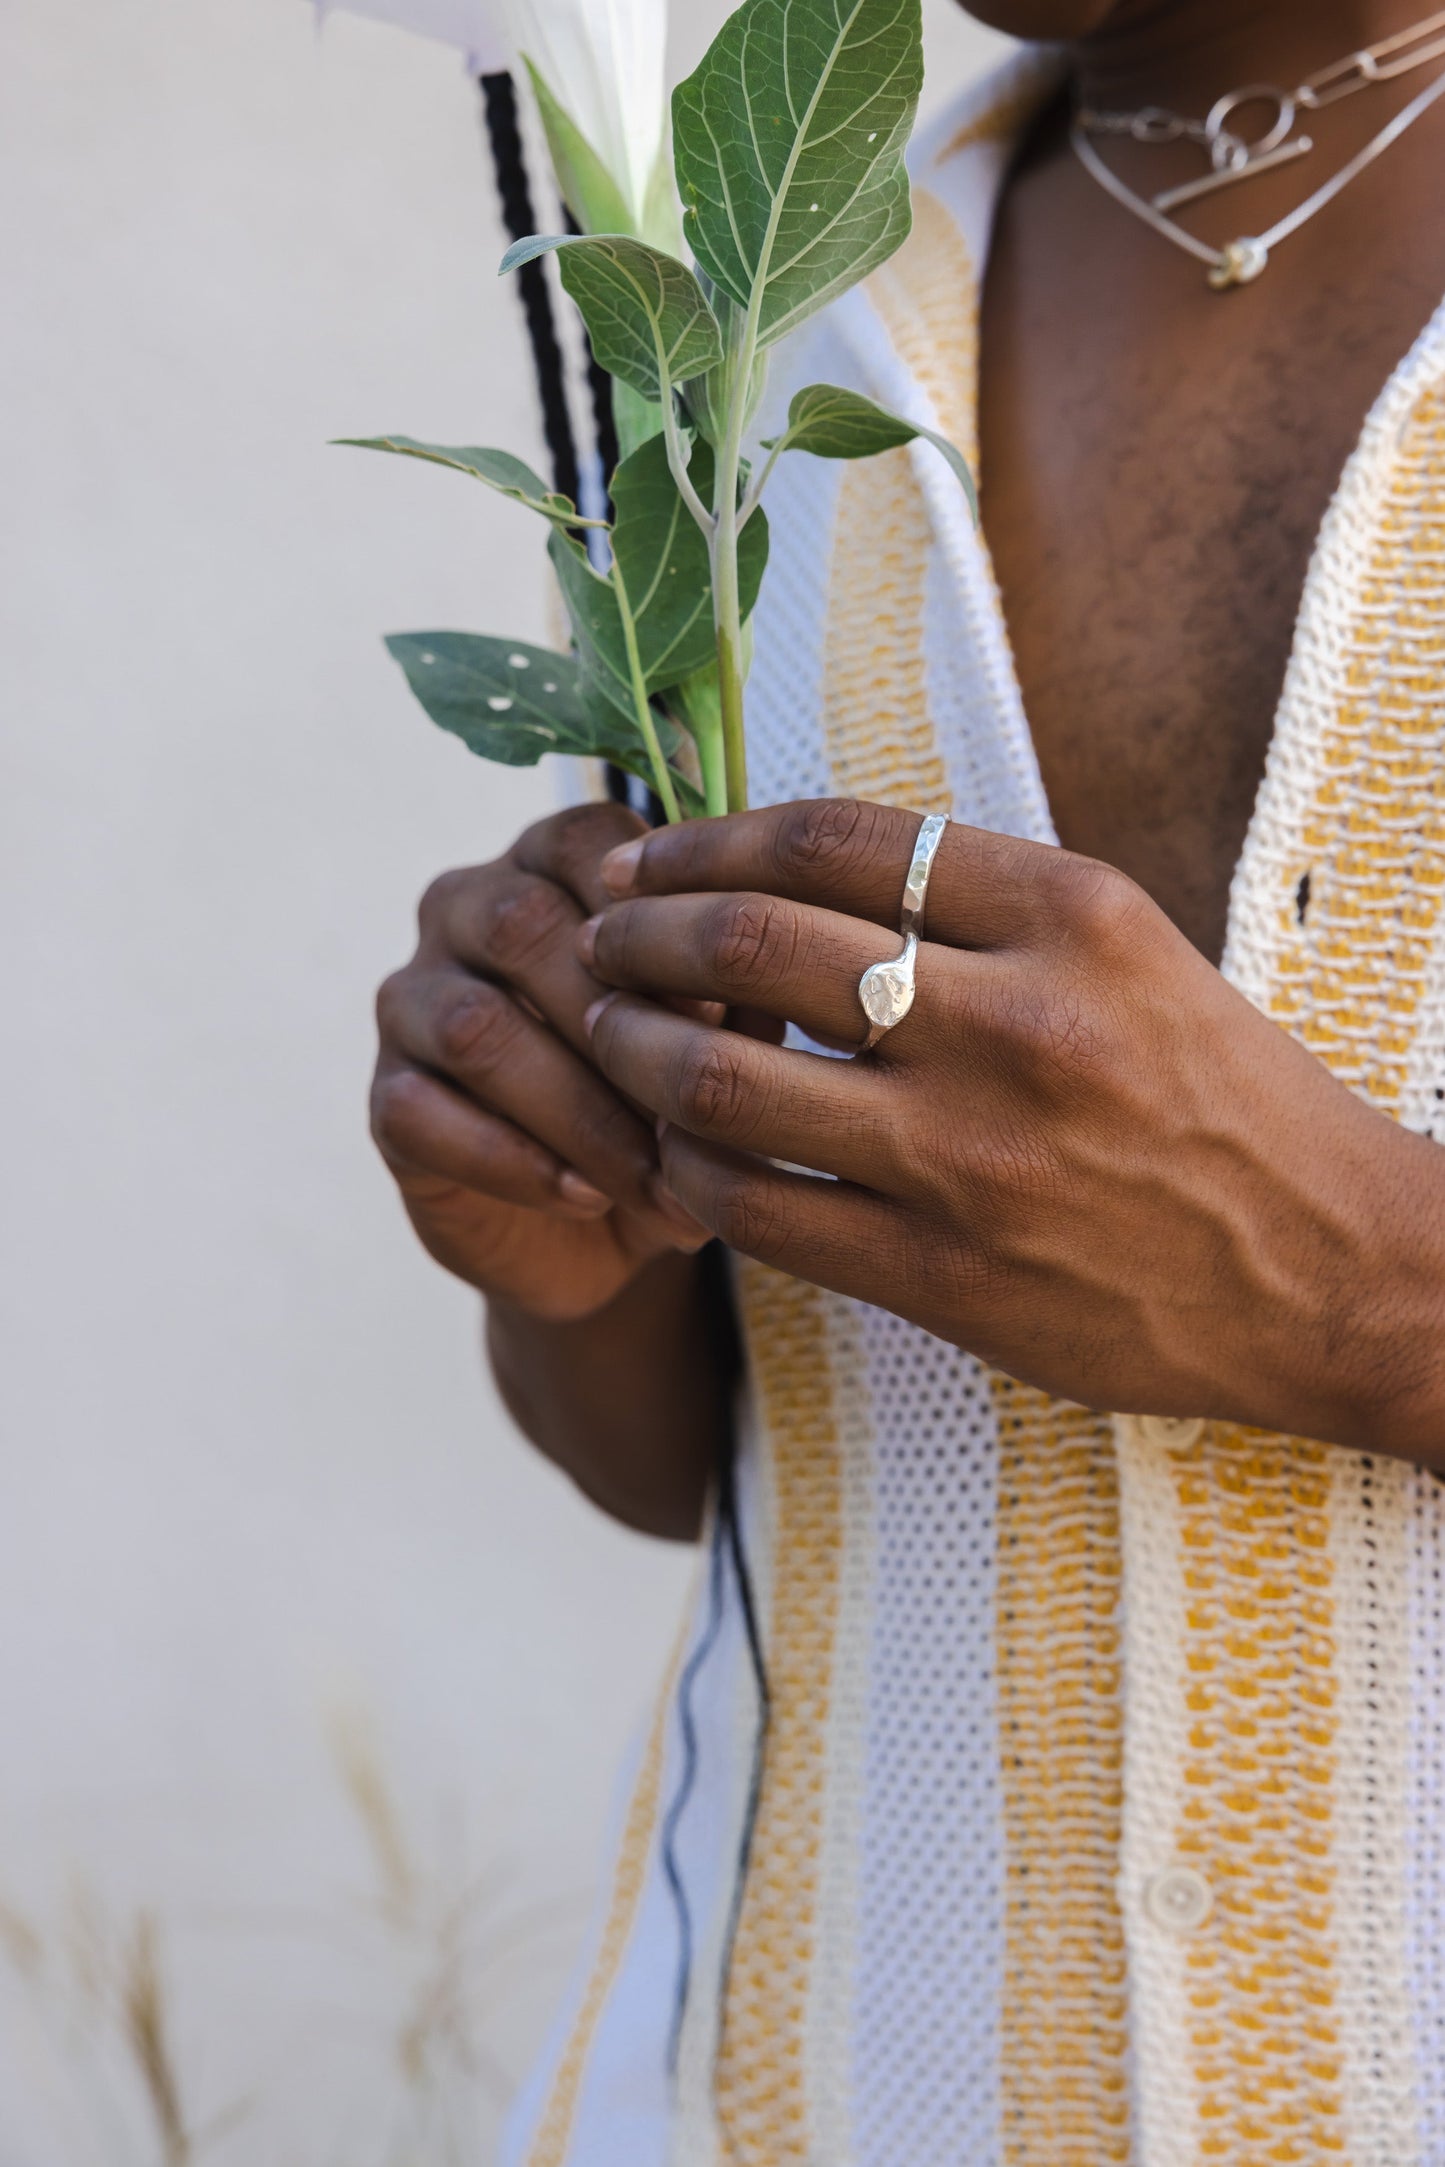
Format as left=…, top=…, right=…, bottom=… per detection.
left=983, top=0, right=1445, bottom=963
left=372, top=0, right=1445, bottom=1538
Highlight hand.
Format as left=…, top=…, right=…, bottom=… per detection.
left=579, top=798, right=1445, bottom=1457
left=371, top=803, right=709, bottom=1323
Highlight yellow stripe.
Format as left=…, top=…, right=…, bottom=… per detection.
left=525, top=1630, right=686, bottom=2167
left=1268, top=386, right=1445, bottom=1105
left=1160, top=384, right=1445, bottom=2161
left=824, top=210, right=976, bottom=811
left=866, top=187, right=981, bottom=471
left=1167, top=1426, right=1345, bottom=2161
left=991, top=1375, right=1131, bottom=2164
left=717, top=1263, right=844, bottom=2164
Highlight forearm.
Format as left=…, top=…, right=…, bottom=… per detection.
left=486, top=1243, right=737, bottom=1540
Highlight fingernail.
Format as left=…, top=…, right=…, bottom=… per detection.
left=577, top=914, right=601, bottom=967
left=600, top=837, right=646, bottom=895
left=558, top=1170, right=611, bottom=1214
left=584, top=992, right=619, bottom=1038
left=650, top=1174, right=709, bottom=1244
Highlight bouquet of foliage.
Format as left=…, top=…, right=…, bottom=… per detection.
left=341, top=0, right=975, bottom=820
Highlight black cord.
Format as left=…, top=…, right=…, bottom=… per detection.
left=713, top=1420, right=771, bottom=2072
left=481, top=80, right=638, bottom=806
left=659, top=1505, right=728, bottom=2076
left=479, top=72, right=581, bottom=511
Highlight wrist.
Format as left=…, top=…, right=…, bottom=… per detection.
left=1307, top=1121, right=1445, bottom=1467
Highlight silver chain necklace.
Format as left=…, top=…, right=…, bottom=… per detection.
left=1072, top=8, right=1445, bottom=289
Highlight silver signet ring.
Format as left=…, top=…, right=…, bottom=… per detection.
left=859, top=931, right=919, bottom=1050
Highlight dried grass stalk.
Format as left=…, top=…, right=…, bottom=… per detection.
left=120, top=1910, right=191, bottom=2167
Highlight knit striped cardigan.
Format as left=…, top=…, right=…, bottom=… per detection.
left=505, top=51, right=1445, bottom=2167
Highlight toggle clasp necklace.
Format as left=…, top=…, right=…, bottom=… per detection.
left=1073, top=7, right=1445, bottom=288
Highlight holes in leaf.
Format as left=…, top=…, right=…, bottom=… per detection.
left=420, top=651, right=436, bottom=664
left=508, top=652, right=529, bottom=668
left=487, top=695, right=514, bottom=712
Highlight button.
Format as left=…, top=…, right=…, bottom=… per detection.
left=1144, top=1865, right=1213, bottom=1934
left=1135, top=1414, right=1207, bottom=1450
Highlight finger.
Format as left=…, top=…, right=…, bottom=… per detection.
left=515, top=799, right=649, bottom=916
left=371, top=1062, right=613, bottom=1217
left=585, top=889, right=936, bottom=1046
left=598, top=798, right=1057, bottom=947
left=437, top=867, right=601, bottom=1053
left=587, top=993, right=900, bottom=1189
left=384, top=968, right=670, bottom=1220
left=657, top=1126, right=909, bottom=1300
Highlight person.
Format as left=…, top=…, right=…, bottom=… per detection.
left=371, top=1, right=1445, bottom=2158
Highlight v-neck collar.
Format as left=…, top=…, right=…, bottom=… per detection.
left=829, top=49, right=1445, bottom=984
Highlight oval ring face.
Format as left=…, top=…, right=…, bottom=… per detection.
left=858, top=958, right=917, bottom=1032
left=858, top=930, right=919, bottom=1040
left=1204, top=84, right=1298, bottom=170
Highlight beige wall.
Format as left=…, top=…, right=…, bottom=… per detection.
left=0, top=0, right=1007, bottom=2155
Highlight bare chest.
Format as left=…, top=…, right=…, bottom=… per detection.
left=978, top=127, right=1445, bottom=962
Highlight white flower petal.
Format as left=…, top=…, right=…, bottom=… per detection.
left=502, top=0, right=667, bottom=226
left=312, top=0, right=509, bottom=74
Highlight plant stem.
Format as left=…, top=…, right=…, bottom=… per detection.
left=710, top=306, right=761, bottom=813
left=661, top=387, right=714, bottom=534
left=738, top=435, right=787, bottom=528
left=711, top=529, right=748, bottom=811
left=695, top=702, right=728, bottom=817
left=610, top=562, right=681, bottom=824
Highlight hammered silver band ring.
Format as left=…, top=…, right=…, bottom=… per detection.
left=857, top=815, right=948, bottom=1050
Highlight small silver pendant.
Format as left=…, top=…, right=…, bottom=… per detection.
left=1208, top=236, right=1270, bottom=289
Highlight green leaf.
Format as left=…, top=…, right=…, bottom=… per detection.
left=385, top=632, right=702, bottom=812
left=548, top=432, right=769, bottom=715
left=524, top=59, right=636, bottom=238
left=500, top=235, right=722, bottom=406
left=336, top=437, right=601, bottom=529
left=764, top=382, right=977, bottom=518
left=671, top=0, right=923, bottom=351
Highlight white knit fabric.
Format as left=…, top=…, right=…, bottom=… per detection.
left=1410, top=1467, right=1445, bottom=2161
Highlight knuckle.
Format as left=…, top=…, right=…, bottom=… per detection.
left=418, top=867, right=466, bottom=933
left=374, top=968, right=409, bottom=1040
left=772, top=796, right=884, bottom=883
left=524, top=800, right=641, bottom=876
left=1050, top=853, right=1147, bottom=951
left=370, top=1064, right=428, bottom=1151
left=435, top=980, right=515, bottom=1070
left=673, top=1037, right=752, bottom=1138
left=482, top=875, right=570, bottom=975
left=706, top=894, right=795, bottom=986
left=709, top=1175, right=788, bottom=1262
